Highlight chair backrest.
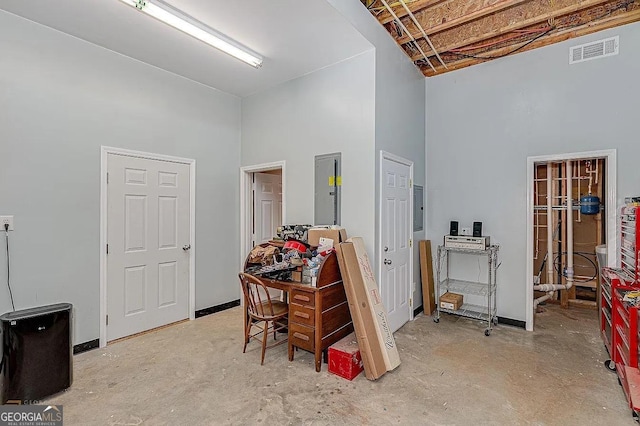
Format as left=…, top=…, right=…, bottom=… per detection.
left=239, top=273, right=278, bottom=319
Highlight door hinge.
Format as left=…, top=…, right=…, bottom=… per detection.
left=409, top=178, right=412, bottom=188
left=106, top=315, right=109, bottom=326
left=106, top=244, right=109, bottom=254
left=106, top=172, right=109, bottom=184
left=409, top=297, right=413, bottom=307
left=409, top=239, right=413, bottom=248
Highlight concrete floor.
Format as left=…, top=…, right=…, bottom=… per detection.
left=47, top=305, right=634, bottom=425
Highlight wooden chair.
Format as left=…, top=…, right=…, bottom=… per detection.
left=238, top=272, right=288, bottom=365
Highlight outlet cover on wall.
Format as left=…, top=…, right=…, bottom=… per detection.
left=0, top=216, right=14, bottom=231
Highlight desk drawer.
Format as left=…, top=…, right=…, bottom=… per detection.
left=291, top=289, right=315, bottom=308
left=321, top=283, right=347, bottom=310
left=290, top=304, right=315, bottom=327
left=289, top=322, right=315, bottom=352
left=321, top=301, right=351, bottom=336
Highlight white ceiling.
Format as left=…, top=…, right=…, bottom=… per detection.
left=0, top=0, right=372, bottom=97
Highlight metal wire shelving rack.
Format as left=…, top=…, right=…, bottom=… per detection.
left=434, top=245, right=499, bottom=336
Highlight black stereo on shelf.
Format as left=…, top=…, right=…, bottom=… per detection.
left=449, top=221, right=459, bottom=236
left=473, top=222, right=483, bottom=237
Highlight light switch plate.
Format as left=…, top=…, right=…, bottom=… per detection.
left=0, top=216, right=14, bottom=231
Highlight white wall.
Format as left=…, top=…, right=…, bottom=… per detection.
left=328, top=0, right=427, bottom=309
left=426, top=22, right=640, bottom=321
left=0, top=11, right=242, bottom=344
left=370, top=18, right=426, bottom=313
left=241, top=52, right=377, bottom=246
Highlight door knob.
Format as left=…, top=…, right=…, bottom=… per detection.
left=183, top=244, right=191, bottom=251
left=384, top=259, right=392, bottom=265
left=384, top=246, right=389, bottom=252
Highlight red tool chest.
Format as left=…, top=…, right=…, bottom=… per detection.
left=600, top=205, right=640, bottom=418
left=602, top=268, right=640, bottom=418
left=621, top=205, right=640, bottom=284
left=601, top=268, right=616, bottom=358
left=612, top=282, right=639, bottom=369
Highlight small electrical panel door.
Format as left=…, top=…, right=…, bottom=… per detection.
left=414, top=185, right=424, bottom=232
left=314, top=153, right=341, bottom=226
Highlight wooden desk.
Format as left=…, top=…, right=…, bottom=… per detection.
left=246, top=251, right=353, bottom=372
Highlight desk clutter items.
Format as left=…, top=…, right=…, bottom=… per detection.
left=245, top=239, right=336, bottom=286
left=245, top=227, right=348, bottom=286
left=335, top=237, right=400, bottom=380
left=308, top=226, right=347, bottom=247
left=300, top=248, right=335, bottom=286
left=248, top=245, right=280, bottom=265
left=245, top=261, right=296, bottom=276
left=282, top=239, right=308, bottom=253
left=328, top=333, right=364, bottom=381
left=317, top=237, right=333, bottom=253
left=276, top=224, right=313, bottom=242
left=245, top=244, right=294, bottom=280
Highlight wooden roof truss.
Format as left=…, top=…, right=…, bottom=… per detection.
left=362, top=0, right=640, bottom=76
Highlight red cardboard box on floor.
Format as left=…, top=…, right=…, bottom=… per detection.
left=328, top=333, right=363, bottom=381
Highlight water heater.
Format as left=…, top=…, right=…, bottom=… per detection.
left=0, top=303, right=73, bottom=404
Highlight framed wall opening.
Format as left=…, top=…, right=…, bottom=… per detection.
left=239, top=161, right=287, bottom=272
left=526, top=150, right=616, bottom=331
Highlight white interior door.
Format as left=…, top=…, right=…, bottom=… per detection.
left=107, top=153, right=190, bottom=341
left=381, top=156, right=412, bottom=333
left=254, top=172, right=282, bottom=244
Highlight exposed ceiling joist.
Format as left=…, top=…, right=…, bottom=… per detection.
left=397, top=0, right=528, bottom=44
left=376, top=0, right=446, bottom=24
left=362, top=0, right=640, bottom=76
left=379, top=0, right=438, bottom=71
left=398, top=0, right=448, bottom=68
left=422, top=7, right=640, bottom=75
left=409, top=0, right=616, bottom=60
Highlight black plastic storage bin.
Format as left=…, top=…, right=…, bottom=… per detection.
left=0, top=303, right=73, bottom=404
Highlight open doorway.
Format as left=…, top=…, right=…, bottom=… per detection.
left=253, top=170, right=283, bottom=245
left=239, top=161, right=286, bottom=270
left=526, top=150, right=617, bottom=331
left=532, top=159, right=605, bottom=308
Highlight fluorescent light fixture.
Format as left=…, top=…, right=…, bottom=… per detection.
left=118, top=0, right=263, bottom=68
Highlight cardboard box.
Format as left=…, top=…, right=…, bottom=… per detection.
left=328, top=333, right=363, bottom=381
left=335, top=238, right=401, bottom=380
left=335, top=242, right=388, bottom=380
left=308, top=227, right=347, bottom=247
left=348, top=237, right=400, bottom=371
left=439, top=292, right=463, bottom=310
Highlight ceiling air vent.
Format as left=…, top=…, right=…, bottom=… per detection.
left=569, top=36, right=619, bottom=64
